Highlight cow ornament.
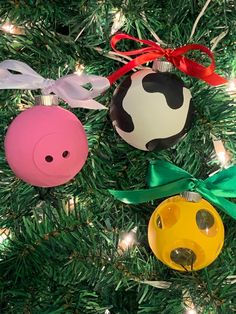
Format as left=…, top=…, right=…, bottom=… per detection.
left=110, top=69, right=194, bottom=151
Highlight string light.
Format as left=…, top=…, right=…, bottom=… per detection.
left=118, top=226, right=138, bottom=254
left=74, top=63, right=85, bottom=75
left=111, top=10, right=125, bottom=35
left=17, top=103, right=31, bottom=111
left=226, top=79, right=236, bottom=97
left=212, top=139, right=231, bottom=168
left=185, top=309, right=197, bottom=314
left=1, top=22, right=15, bottom=33
left=0, top=21, right=25, bottom=35
left=0, top=228, right=10, bottom=245
left=64, top=196, right=79, bottom=214
left=183, top=289, right=197, bottom=314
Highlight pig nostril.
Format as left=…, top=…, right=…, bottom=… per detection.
left=45, top=155, right=53, bottom=162
left=62, top=150, right=70, bottom=158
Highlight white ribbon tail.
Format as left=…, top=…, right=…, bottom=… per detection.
left=64, top=99, right=107, bottom=110
left=50, top=73, right=110, bottom=110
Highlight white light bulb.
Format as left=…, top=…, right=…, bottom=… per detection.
left=1, top=22, right=15, bottom=33
left=0, top=233, right=7, bottom=244
left=217, top=151, right=226, bottom=164
left=111, top=10, right=125, bottom=35
left=226, top=79, right=236, bottom=95
left=74, top=63, right=85, bottom=76
left=0, top=22, right=25, bottom=35
left=183, top=289, right=197, bottom=314
left=186, top=309, right=197, bottom=314
left=0, top=229, right=10, bottom=244
left=213, top=139, right=230, bottom=167
left=123, top=233, right=134, bottom=246
left=118, top=226, right=138, bottom=253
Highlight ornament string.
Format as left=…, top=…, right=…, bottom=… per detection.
left=109, top=160, right=236, bottom=220
left=0, top=60, right=110, bottom=109
left=107, top=33, right=228, bottom=86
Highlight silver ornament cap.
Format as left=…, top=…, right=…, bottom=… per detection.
left=181, top=191, right=202, bottom=203
left=152, top=59, right=173, bottom=72
left=34, top=95, right=58, bottom=106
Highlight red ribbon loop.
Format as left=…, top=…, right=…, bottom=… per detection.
left=107, top=33, right=228, bottom=86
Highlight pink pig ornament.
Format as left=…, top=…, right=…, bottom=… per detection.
left=4, top=95, right=88, bottom=187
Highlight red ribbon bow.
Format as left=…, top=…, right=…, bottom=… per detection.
left=107, top=33, right=228, bottom=86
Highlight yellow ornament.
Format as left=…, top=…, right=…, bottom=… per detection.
left=148, top=194, right=224, bottom=271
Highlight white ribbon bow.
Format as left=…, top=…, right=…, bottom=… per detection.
left=0, top=60, right=110, bottom=109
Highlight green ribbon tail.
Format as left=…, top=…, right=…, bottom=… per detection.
left=196, top=185, right=236, bottom=219
left=109, top=177, right=193, bottom=204
left=205, top=165, right=236, bottom=197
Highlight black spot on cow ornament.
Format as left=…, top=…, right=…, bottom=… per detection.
left=110, top=69, right=194, bottom=151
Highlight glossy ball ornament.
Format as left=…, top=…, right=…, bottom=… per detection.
left=110, top=69, right=193, bottom=151
left=148, top=195, right=224, bottom=271
left=4, top=96, right=88, bottom=187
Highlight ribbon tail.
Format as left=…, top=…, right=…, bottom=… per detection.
left=51, top=74, right=109, bottom=109
left=197, top=186, right=236, bottom=219
left=54, top=88, right=107, bottom=109
left=88, top=75, right=111, bottom=97
left=204, top=165, right=236, bottom=197
left=109, top=177, right=193, bottom=204
left=173, top=56, right=228, bottom=86
left=200, top=72, right=228, bottom=86
left=213, top=197, right=236, bottom=219
left=66, top=99, right=107, bottom=110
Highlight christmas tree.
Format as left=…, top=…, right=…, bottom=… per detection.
left=0, top=1, right=236, bottom=313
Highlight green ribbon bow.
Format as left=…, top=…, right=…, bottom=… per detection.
left=109, top=160, right=236, bottom=220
